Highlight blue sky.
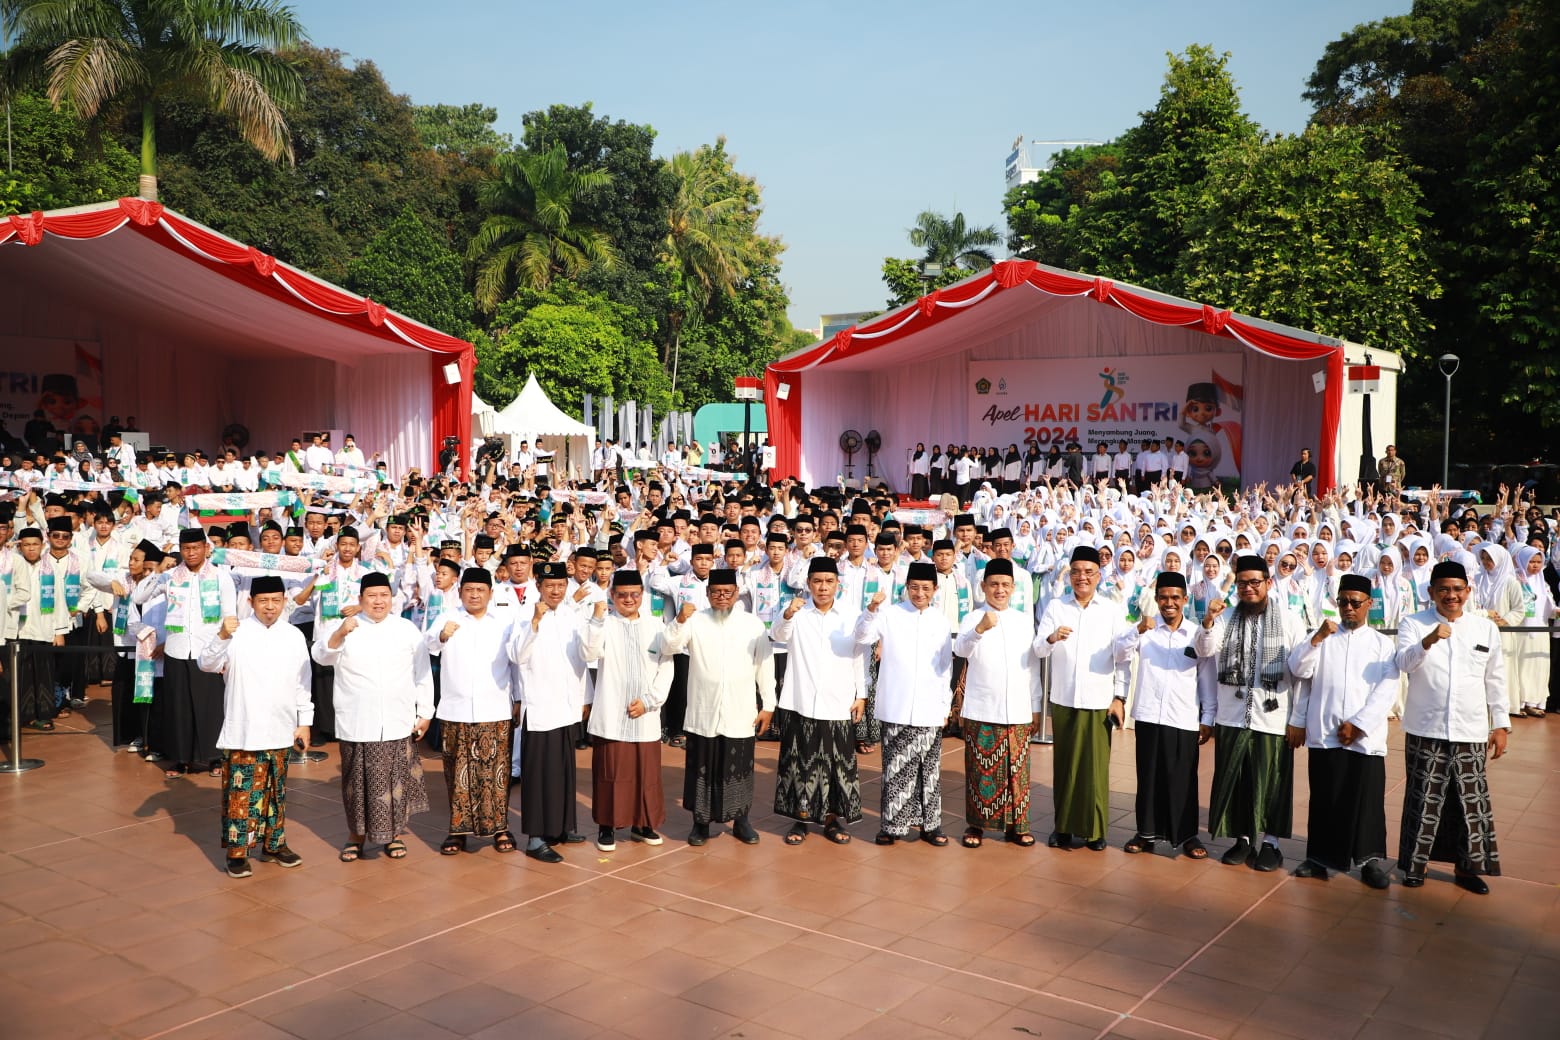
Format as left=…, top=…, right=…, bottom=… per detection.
left=287, top=0, right=1409, bottom=329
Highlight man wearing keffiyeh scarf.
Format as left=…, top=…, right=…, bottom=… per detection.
left=1195, top=555, right=1309, bottom=874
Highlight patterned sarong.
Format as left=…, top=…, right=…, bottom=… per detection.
left=962, top=720, right=1032, bottom=831
left=1397, top=734, right=1501, bottom=877
left=341, top=737, right=429, bottom=844
left=442, top=720, right=512, bottom=837
left=880, top=723, right=942, bottom=835
left=773, top=709, right=862, bottom=823
left=221, top=749, right=290, bottom=853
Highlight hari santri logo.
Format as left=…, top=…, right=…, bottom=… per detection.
left=1099, top=367, right=1127, bottom=407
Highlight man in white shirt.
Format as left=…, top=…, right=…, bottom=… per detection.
left=148, top=527, right=237, bottom=777
left=200, top=576, right=312, bottom=879
left=334, top=434, right=367, bottom=471
left=510, top=561, right=592, bottom=862
left=952, top=559, right=1040, bottom=847
left=303, top=433, right=333, bottom=474
left=1119, top=571, right=1214, bottom=858
left=770, top=557, right=865, bottom=845
left=314, top=571, right=433, bottom=863
left=426, top=567, right=518, bottom=855
left=1394, top=561, right=1510, bottom=894
left=662, top=569, right=776, bottom=845
left=854, top=562, right=953, bottom=846
left=1034, top=545, right=1133, bottom=852
left=582, top=570, right=675, bottom=851
left=1286, top=573, right=1400, bottom=888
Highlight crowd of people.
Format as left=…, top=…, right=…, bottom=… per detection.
left=4, top=428, right=1548, bottom=895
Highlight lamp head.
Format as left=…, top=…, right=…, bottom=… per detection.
left=1438, top=353, right=1461, bottom=377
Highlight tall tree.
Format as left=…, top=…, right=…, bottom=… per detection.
left=413, top=102, right=510, bottom=156
left=346, top=205, right=471, bottom=338
left=1, top=0, right=305, bottom=201
left=0, top=90, right=138, bottom=211
left=907, top=210, right=1001, bottom=270
left=467, top=140, right=619, bottom=311
left=1003, top=143, right=1122, bottom=263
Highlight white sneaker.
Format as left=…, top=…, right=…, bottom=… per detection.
left=595, top=827, right=617, bottom=852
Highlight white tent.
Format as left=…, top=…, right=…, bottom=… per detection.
left=491, top=373, right=596, bottom=482
left=472, top=393, right=498, bottom=438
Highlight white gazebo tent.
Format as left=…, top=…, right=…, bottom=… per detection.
left=491, top=373, right=596, bottom=482
left=472, top=393, right=498, bottom=437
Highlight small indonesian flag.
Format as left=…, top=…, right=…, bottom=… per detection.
left=1347, top=365, right=1380, bottom=394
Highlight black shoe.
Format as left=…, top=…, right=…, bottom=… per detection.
left=595, top=826, right=616, bottom=852
left=264, top=845, right=303, bottom=868
left=687, top=821, right=710, bottom=846
left=1047, top=831, right=1073, bottom=849
left=1220, top=837, right=1252, bottom=866
left=630, top=826, right=663, bottom=846
left=548, top=832, right=586, bottom=846
left=525, top=844, right=564, bottom=864
left=1401, top=873, right=1425, bottom=888
left=1453, top=872, right=1490, bottom=895
left=309, top=735, right=333, bottom=747
left=1361, top=861, right=1391, bottom=890
left=225, top=857, right=252, bottom=879
left=1294, top=859, right=1329, bottom=880
left=508, top=774, right=520, bottom=787
left=573, top=738, right=590, bottom=751
left=287, top=749, right=327, bottom=764
left=732, top=816, right=760, bottom=844
left=1252, top=843, right=1283, bottom=872
left=1085, top=838, right=1107, bottom=852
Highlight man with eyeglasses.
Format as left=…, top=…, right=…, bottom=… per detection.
left=1195, top=555, right=1308, bottom=872
left=1393, top=561, right=1510, bottom=894
left=1285, top=573, right=1401, bottom=888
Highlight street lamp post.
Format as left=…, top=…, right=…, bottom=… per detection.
left=1438, top=353, right=1460, bottom=489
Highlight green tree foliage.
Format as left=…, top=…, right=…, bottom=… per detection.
left=881, top=209, right=1002, bottom=308
left=413, top=103, right=511, bottom=156
left=1177, top=124, right=1439, bottom=356
left=1306, top=0, right=1558, bottom=463
left=468, top=141, right=619, bottom=310
left=2, top=0, right=305, bottom=200
left=0, top=91, right=138, bottom=212
left=345, top=205, right=471, bottom=337
left=1069, top=45, right=1261, bottom=289
left=473, top=283, right=668, bottom=415
left=880, top=257, right=968, bottom=310
left=1003, top=143, right=1122, bottom=261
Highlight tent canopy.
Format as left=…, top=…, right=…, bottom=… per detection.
left=472, top=393, right=498, bottom=438
left=492, top=373, right=595, bottom=481
left=767, top=259, right=1346, bottom=492
left=0, top=198, right=474, bottom=474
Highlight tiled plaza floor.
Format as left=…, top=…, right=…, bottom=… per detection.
left=1, top=689, right=1557, bottom=1039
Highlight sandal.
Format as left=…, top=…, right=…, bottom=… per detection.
left=823, top=820, right=852, bottom=845
left=668, top=734, right=687, bottom=749
left=440, top=834, right=467, bottom=856
left=920, top=828, right=949, bottom=847
left=208, top=766, right=223, bottom=778
left=339, top=842, right=363, bottom=863
left=493, top=830, right=517, bottom=854
left=54, top=707, right=71, bottom=718
left=1124, top=834, right=1151, bottom=855
left=875, top=831, right=897, bottom=846
left=784, top=822, right=808, bottom=845
left=384, top=840, right=407, bottom=859
left=163, top=767, right=184, bottom=779
left=1007, top=831, right=1036, bottom=847
left=1181, top=837, right=1209, bottom=860
left=26, top=719, right=54, bottom=732
left=855, top=742, right=875, bottom=755
left=962, top=827, right=984, bottom=849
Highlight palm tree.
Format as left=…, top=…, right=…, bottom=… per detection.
left=908, top=210, right=1002, bottom=271
left=468, top=141, right=619, bottom=312
left=661, top=140, right=758, bottom=388
left=1, top=0, right=305, bottom=201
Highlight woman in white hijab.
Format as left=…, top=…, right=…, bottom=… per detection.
left=1476, top=543, right=1527, bottom=718
left=1510, top=545, right=1556, bottom=718
left=1371, top=549, right=1415, bottom=719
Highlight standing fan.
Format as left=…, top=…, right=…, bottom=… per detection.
left=839, top=429, right=863, bottom=479
left=865, top=430, right=882, bottom=478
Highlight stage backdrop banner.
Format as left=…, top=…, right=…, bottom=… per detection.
left=0, top=336, right=104, bottom=445
left=968, top=354, right=1245, bottom=485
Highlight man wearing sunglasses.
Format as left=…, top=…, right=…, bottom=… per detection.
left=1285, top=574, right=1401, bottom=888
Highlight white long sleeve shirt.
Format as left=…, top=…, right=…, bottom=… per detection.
left=202, top=617, right=313, bottom=752
left=1287, top=625, right=1400, bottom=756
left=1033, top=595, right=1133, bottom=709
left=511, top=608, right=591, bottom=733
left=662, top=609, right=776, bottom=738
left=770, top=602, right=865, bottom=720
left=1124, top=617, right=1212, bottom=731
left=426, top=609, right=517, bottom=723
left=853, top=601, right=953, bottom=727
left=77, top=534, right=128, bottom=613
left=312, top=614, right=434, bottom=742
left=583, top=613, right=675, bottom=742
left=153, top=562, right=237, bottom=661
left=952, top=608, right=1040, bottom=724
left=1194, top=604, right=1309, bottom=735
left=1395, top=608, right=1509, bottom=742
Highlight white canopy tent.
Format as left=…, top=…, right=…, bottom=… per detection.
left=472, top=393, right=498, bottom=438
left=491, top=374, right=596, bottom=482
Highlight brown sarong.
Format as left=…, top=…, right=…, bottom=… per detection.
left=442, top=720, right=512, bottom=837
left=341, top=736, right=429, bottom=844
left=591, top=737, right=665, bottom=829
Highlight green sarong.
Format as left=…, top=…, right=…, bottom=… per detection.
left=1208, top=724, right=1293, bottom=840
left=1050, top=703, right=1112, bottom=842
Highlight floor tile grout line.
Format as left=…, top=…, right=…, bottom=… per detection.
left=137, top=842, right=693, bottom=1040
left=607, top=871, right=1221, bottom=1040
left=6, top=806, right=211, bottom=855
left=1090, top=872, right=1293, bottom=1040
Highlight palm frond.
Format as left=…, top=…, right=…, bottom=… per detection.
left=43, top=35, right=142, bottom=116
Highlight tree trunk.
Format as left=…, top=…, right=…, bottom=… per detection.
left=138, top=100, right=158, bottom=201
